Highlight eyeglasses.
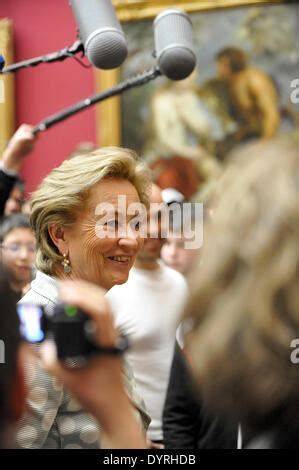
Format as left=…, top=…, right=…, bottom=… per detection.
left=1, top=243, right=36, bottom=255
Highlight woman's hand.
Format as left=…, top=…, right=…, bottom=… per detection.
left=40, top=280, right=146, bottom=449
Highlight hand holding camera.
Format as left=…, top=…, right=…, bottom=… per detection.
left=17, top=281, right=129, bottom=361
left=36, top=280, right=145, bottom=448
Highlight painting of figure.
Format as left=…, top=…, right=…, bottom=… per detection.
left=115, top=2, right=299, bottom=198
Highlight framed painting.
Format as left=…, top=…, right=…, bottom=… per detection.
left=96, top=0, right=299, bottom=188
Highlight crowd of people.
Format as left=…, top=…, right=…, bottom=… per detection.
left=0, top=115, right=298, bottom=450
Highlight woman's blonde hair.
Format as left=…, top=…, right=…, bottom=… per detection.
left=185, top=138, right=299, bottom=431
left=30, top=147, right=151, bottom=275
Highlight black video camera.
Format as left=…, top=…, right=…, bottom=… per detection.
left=17, top=303, right=128, bottom=362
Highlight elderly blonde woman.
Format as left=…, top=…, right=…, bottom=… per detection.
left=16, top=147, right=151, bottom=449
left=185, top=139, right=299, bottom=448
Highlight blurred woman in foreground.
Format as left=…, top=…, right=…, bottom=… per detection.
left=185, top=139, right=299, bottom=448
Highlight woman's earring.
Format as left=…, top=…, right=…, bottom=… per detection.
left=61, top=253, right=72, bottom=274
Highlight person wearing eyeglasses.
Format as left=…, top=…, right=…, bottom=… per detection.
left=0, top=213, right=36, bottom=299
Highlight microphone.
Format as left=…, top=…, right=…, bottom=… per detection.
left=70, top=0, right=128, bottom=69
left=31, top=9, right=196, bottom=134
left=154, top=8, right=196, bottom=80
left=32, top=68, right=161, bottom=135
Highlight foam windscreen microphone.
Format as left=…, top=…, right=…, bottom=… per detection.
left=154, top=8, right=196, bottom=80
left=70, top=0, right=128, bottom=69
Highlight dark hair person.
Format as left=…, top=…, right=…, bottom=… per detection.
left=0, top=214, right=35, bottom=299
left=16, top=147, right=151, bottom=448
left=217, top=47, right=247, bottom=73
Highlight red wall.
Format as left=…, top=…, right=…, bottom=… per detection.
left=0, top=0, right=98, bottom=194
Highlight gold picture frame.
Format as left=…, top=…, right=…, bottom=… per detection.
left=96, top=0, right=293, bottom=147
left=0, top=19, right=15, bottom=156
left=112, top=0, right=287, bottom=21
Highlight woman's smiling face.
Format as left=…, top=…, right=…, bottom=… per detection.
left=60, top=178, right=144, bottom=290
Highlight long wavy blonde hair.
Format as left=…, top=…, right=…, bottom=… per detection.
left=185, top=138, right=299, bottom=432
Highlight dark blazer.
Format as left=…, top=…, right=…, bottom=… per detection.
left=163, top=343, right=237, bottom=449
